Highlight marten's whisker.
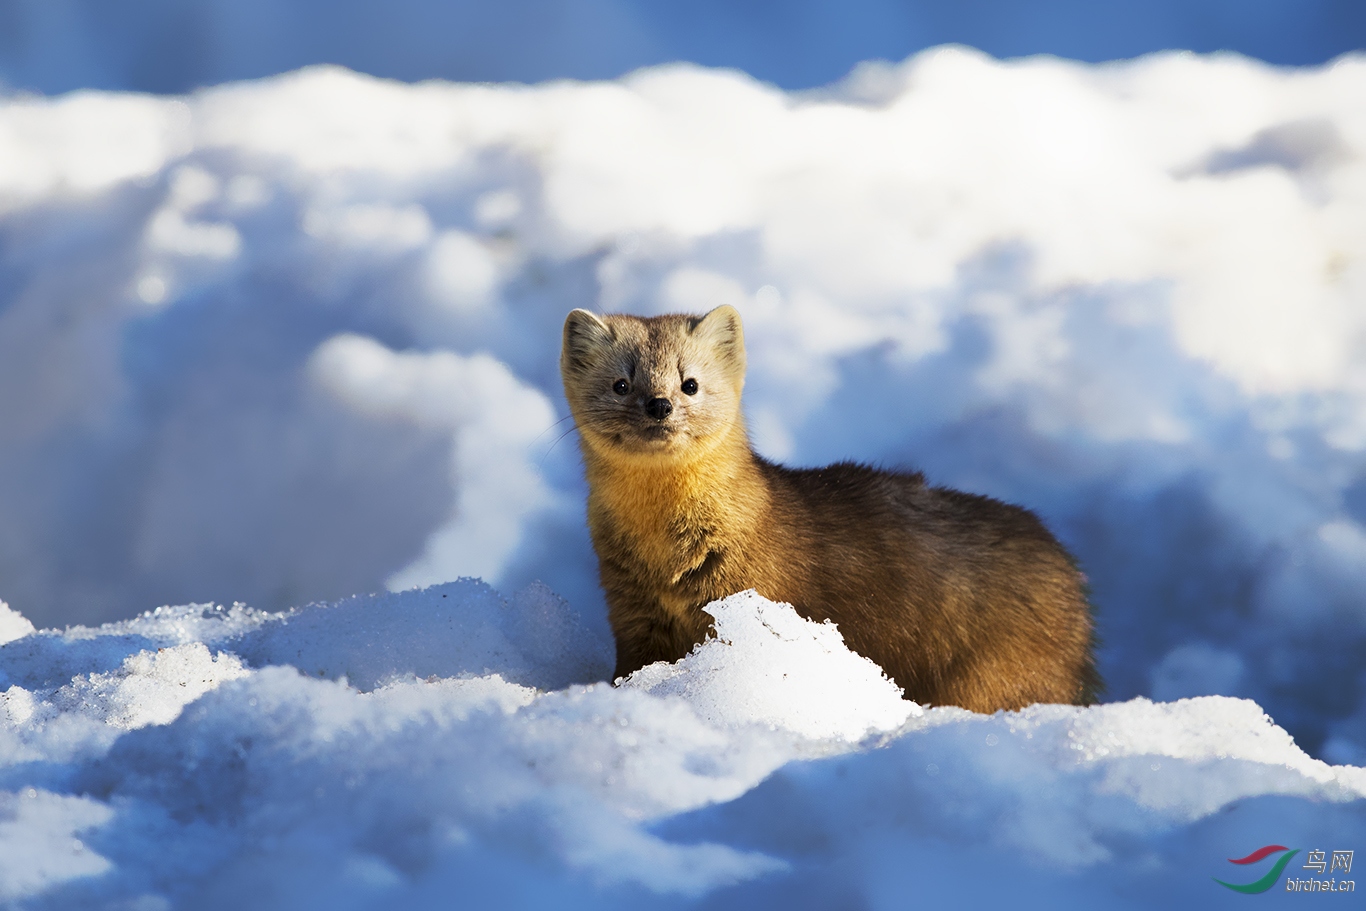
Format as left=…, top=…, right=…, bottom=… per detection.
left=538, top=423, right=579, bottom=469
left=527, top=413, right=576, bottom=451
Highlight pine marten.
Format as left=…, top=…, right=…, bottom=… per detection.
left=560, top=305, right=1101, bottom=712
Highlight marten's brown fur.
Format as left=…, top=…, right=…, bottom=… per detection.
left=561, top=305, right=1101, bottom=712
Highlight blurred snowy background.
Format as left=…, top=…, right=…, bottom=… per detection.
left=1, top=2, right=1366, bottom=906
left=1, top=0, right=1362, bottom=93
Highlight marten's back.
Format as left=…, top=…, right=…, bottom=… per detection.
left=752, top=459, right=1101, bottom=710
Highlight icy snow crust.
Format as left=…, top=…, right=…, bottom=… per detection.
left=0, top=588, right=1363, bottom=909
left=0, top=587, right=1360, bottom=906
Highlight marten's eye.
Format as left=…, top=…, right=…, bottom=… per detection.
left=681, top=378, right=699, bottom=396
left=612, top=379, right=629, bottom=395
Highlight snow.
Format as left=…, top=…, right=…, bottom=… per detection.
left=0, top=602, right=36, bottom=646
left=622, top=591, right=918, bottom=741
left=1, top=46, right=1365, bottom=906
left=0, top=588, right=1362, bottom=907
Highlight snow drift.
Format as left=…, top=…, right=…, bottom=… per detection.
left=1, top=588, right=1362, bottom=908
left=2, top=48, right=1365, bottom=759
left=1, top=46, right=1365, bottom=906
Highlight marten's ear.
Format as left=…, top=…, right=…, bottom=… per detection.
left=562, top=309, right=612, bottom=371
left=691, top=305, right=746, bottom=377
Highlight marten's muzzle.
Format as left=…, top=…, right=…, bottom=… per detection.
left=644, top=397, right=673, bottom=421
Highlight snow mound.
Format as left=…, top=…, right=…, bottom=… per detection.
left=623, top=591, right=917, bottom=741
left=1, top=588, right=1362, bottom=907
left=660, top=698, right=1366, bottom=905
left=235, top=580, right=612, bottom=691
left=0, top=602, right=34, bottom=647
left=0, top=580, right=612, bottom=698
left=52, top=643, right=250, bottom=730
left=0, top=790, right=113, bottom=904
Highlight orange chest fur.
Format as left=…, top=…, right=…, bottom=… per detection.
left=586, top=455, right=766, bottom=596
left=590, top=480, right=721, bottom=574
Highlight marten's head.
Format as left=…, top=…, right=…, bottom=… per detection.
left=561, top=306, right=746, bottom=460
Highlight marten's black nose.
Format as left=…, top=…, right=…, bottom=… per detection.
left=645, top=397, right=673, bottom=421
